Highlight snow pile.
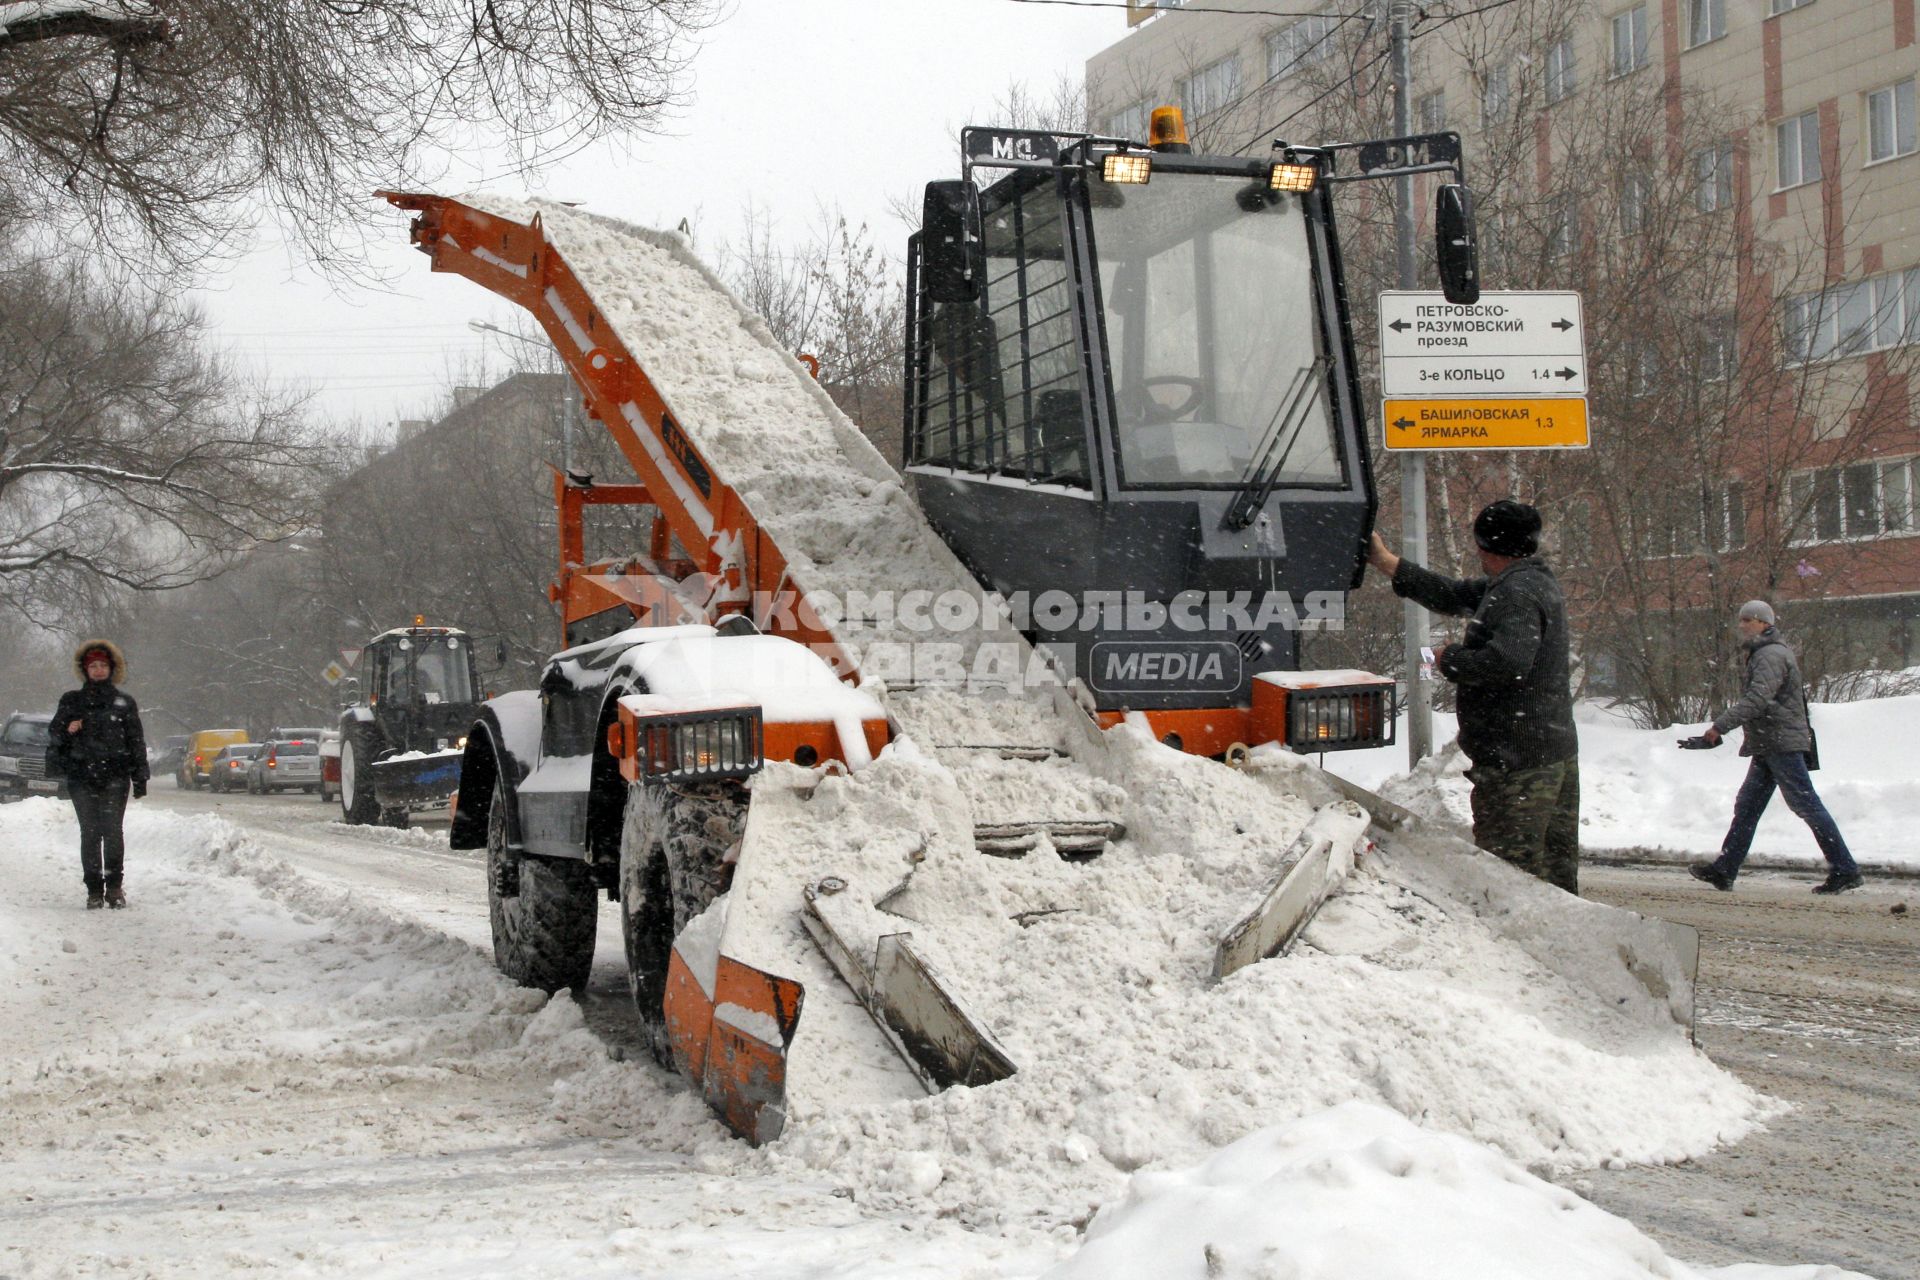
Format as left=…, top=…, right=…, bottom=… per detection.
left=716, top=725, right=1769, bottom=1236
left=1328, top=698, right=1920, bottom=869
left=1044, top=1102, right=1876, bottom=1280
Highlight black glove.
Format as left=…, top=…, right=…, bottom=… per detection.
left=132, top=780, right=147, bottom=798
left=1677, top=735, right=1719, bottom=750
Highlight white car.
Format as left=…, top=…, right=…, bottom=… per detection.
left=247, top=739, right=322, bottom=794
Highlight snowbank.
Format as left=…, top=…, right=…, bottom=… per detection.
left=1325, top=697, right=1920, bottom=871
left=1045, top=1103, right=1877, bottom=1280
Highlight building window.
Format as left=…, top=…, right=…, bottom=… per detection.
left=1180, top=56, right=1242, bottom=118
left=1482, top=64, right=1512, bottom=126
left=1631, top=344, right=1659, bottom=396
left=1686, top=0, right=1726, bottom=47
left=1788, top=459, right=1920, bottom=541
left=1769, top=0, right=1814, bottom=12
left=1267, top=13, right=1338, bottom=81
left=1105, top=97, right=1153, bottom=142
left=1643, top=483, right=1747, bottom=557
left=1547, top=194, right=1579, bottom=258
left=1776, top=110, right=1821, bottom=189
left=1783, top=267, right=1920, bottom=362
left=1417, top=89, right=1447, bottom=132
left=1545, top=39, right=1577, bottom=103
left=1700, top=317, right=1738, bottom=381
left=1695, top=140, right=1735, bottom=211
left=1705, top=483, right=1746, bottom=552
left=1611, top=5, right=1649, bottom=76
left=1556, top=498, right=1593, bottom=564
left=1619, top=172, right=1650, bottom=235
left=1867, top=79, right=1917, bottom=163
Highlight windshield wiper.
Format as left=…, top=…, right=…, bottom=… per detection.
left=1223, top=358, right=1326, bottom=531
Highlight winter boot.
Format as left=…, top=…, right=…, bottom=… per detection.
left=86, top=891, right=105, bottom=910
left=1688, top=863, right=1733, bottom=891
left=1812, top=871, right=1864, bottom=895
left=105, top=885, right=127, bottom=909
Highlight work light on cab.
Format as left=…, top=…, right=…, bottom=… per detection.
left=1102, top=151, right=1151, bottom=184
left=1268, top=161, right=1317, bottom=193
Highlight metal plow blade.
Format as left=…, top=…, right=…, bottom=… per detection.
left=662, top=944, right=805, bottom=1146
left=367, top=749, right=463, bottom=809
left=802, top=878, right=1016, bottom=1092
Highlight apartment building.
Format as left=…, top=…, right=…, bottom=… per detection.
left=1087, top=0, right=1920, bottom=678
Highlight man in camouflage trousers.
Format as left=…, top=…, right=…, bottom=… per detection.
left=1368, top=500, right=1581, bottom=894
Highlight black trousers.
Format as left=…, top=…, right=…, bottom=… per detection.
left=69, top=778, right=130, bottom=890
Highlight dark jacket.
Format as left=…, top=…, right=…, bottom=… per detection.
left=48, top=639, right=148, bottom=787
left=1711, top=627, right=1813, bottom=757
left=1392, top=556, right=1578, bottom=771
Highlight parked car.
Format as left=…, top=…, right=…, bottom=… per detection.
left=246, top=739, right=321, bottom=794
left=208, top=743, right=263, bottom=793
left=180, top=728, right=249, bottom=789
left=0, top=712, right=65, bottom=801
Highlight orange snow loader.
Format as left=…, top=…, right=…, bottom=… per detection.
left=382, top=112, right=1695, bottom=1145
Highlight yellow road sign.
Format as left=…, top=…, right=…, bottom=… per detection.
left=321, top=660, right=346, bottom=686
left=1382, top=396, right=1589, bottom=451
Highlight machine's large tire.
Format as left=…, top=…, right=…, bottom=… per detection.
left=618, top=781, right=747, bottom=1066
left=338, top=731, right=379, bottom=825
left=487, top=769, right=597, bottom=993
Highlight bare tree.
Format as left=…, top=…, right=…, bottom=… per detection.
left=0, top=0, right=717, bottom=268
left=0, top=247, right=330, bottom=625
left=718, top=207, right=906, bottom=464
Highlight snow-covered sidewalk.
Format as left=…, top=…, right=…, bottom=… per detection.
left=0, top=799, right=1878, bottom=1278
left=1326, top=696, right=1920, bottom=873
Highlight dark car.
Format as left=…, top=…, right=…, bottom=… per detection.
left=0, top=713, right=65, bottom=801
left=149, top=733, right=190, bottom=779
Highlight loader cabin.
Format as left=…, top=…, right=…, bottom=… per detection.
left=905, top=109, right=1477, bottom=755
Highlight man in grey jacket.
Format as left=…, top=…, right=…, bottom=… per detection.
left=1685, top=601, right=1862, bottom=894
left=1368, top=500, right=1580, bottom=893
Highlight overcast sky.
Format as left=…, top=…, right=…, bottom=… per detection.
left=192, top=0, right=1124, bottom=436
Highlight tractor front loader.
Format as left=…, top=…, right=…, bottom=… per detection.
left=337, top=623, right=484, bottom=828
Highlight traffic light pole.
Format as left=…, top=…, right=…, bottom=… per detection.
left=1390, top=0, right=1433, bottom=767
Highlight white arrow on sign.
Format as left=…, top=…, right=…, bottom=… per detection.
left=1378, top=290, right=1585, bottom=360
left=1382, top=353, right=1587, bottom=397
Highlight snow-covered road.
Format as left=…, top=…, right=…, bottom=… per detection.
left=0, top=792, right=1879, bottom=1278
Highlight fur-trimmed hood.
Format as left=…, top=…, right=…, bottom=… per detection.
left=72, top=638, right=128, bottom=684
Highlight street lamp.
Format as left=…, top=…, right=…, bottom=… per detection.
left=468, top=320, right=577, bottom=474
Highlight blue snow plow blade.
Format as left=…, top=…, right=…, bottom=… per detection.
left=368, top=751, right=463, bottom=809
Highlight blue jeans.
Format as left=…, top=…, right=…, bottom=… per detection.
left=1713, top=752, right=1858, bottom=879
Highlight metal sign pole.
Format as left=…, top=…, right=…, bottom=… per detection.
left=1390, top=0, right=1432, bottom=767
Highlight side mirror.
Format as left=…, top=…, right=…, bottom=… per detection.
left=921, top=180, right=979, bottom=305
left=1435, top=184, right=1481, bottom=305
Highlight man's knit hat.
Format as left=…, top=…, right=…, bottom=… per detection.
left=1473, top=499, right=1542, bottom=558
left=1737, top=600, right=1776, bottom=625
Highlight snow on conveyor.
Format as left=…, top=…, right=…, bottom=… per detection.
left=442, top=199, right=1768, bottom=1231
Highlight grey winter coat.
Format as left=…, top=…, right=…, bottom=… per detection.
left=1392, top=556, right=1578, bottom=772
left=1711, top=627, right=1813, bottom=757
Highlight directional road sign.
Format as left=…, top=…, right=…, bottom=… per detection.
left=1378, top=290, right=1590, bottom=451
left=1382, top=397, right=1590, bottom=450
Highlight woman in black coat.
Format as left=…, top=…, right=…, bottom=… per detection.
left=47, top=639, right=148, bottom=909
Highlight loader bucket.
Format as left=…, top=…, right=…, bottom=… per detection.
left=663, top=942, right=804, bottom=1145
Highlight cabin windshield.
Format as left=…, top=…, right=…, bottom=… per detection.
left=1089, top=172, right=1343, bottom=489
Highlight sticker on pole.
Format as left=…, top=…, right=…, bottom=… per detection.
left=1378, top=290, right=1590, bottom=451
